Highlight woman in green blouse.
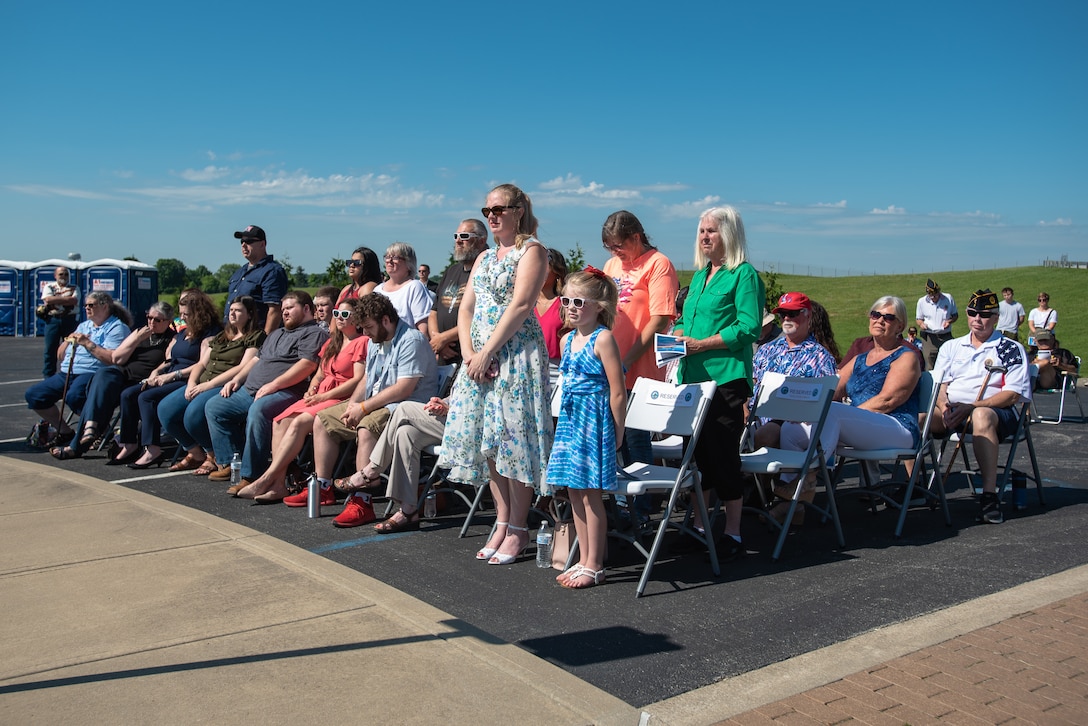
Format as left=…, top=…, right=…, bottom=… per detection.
left=673, top=206, right=764, bottom=562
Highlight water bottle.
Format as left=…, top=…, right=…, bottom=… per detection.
left=307, top=476, right=321, bottom=519
left=423, top=491, right=437, bottom=519
left=1012, top=470, right=1028, bottom=511
left=229, top=453, right=242, bottom=485
left=536, top=521, right=553, bottom=569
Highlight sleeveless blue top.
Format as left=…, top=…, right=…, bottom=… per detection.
left=847, top=346, right=921, bottom=446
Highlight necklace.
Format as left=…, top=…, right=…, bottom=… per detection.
left=149, top=332, right=169, bottom=347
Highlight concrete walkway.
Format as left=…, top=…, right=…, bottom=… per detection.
left=3, top=455, right=1087, bottom=725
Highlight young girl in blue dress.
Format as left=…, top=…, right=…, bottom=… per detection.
left=546, top=267, right=627, bottom=589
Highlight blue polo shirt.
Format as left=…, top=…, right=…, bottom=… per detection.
left=225, top=254, right=289, bottom=329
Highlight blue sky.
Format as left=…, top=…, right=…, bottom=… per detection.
left=2, top=1, right=1084, bottom=278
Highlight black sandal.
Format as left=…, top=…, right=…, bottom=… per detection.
left=79, top=424, right=99, bottom=449
left=50, top=446, right=81, bottom=461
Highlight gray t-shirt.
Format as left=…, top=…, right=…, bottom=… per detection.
left=245, top=320, right=329, bottom=396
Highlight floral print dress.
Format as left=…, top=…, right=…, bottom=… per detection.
left=439, top=241, right=554, bottom=491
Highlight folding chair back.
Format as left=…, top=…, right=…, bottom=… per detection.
left=740, top=374, right=842, bottom=560
left=1033, top=355, right=1085, bottom=425
left=618, top=377, right=718, bottom=597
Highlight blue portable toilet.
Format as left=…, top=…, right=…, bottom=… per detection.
left=81, top=258, right=158, bottom=322
left=0, top=260, right=31, bottom=336
left=26, top=259, right=84, bottom=337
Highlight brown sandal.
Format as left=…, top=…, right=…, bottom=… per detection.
left=192, top=457, right=218, bottom=476
left=333, top=471, right=380, bottom=495
left=170, top=453, right=205, bottom=472
left=374, top=509, right=420, bottom=533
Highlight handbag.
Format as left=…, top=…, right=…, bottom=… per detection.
left=550, top=520, right=575, bottom=570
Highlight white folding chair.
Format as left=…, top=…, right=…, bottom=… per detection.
left=833, top=371, right=951, bottom=538
left=615, top=377, right=718, bottom=598
left=1032, top=355, right=1084, bottom=425
left=740, top=374, right=843, bottom=561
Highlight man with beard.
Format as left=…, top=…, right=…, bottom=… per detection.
left=930, top=289, right=1030, bottom=525
left=308, top=293, right=438, bottom=526
left=205, top=291, right=328, bottom=487
left=426, top=219, right=489, bottom=364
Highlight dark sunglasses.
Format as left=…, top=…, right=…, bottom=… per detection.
left=147, top=315, right=168, bottom=323
left=481, top=205, right=519, bottom=217
left=779, top=308, right=805, bottom=319
left=346, top=259, right=364, bottom=267
left=454, top=233, right=479, bottom=241
left=966, top=309, right=995, bottom=319
left=330, top=309, right=353, bottom=320
left=1038, top=297, right=1049, bottom=302
left=560, top=296, right=593, bottom=309
left=868, top=310, right=899, bottom=323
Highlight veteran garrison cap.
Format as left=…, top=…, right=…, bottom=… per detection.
left=926, top=279, right=940, bottom=293
left=967, top=289, right=999, bottom=311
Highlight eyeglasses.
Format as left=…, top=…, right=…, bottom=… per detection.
left=779, top=308, right=806, bottom=319
left=84, top=302, right=101, bottom=309
left=1038, top=297, right=1049, bottom=302
left=560, top=297, right=595, bottom=309
left=454, top=233, right=479, bottom=241
left=384, top=255, right=405, bottom=263
left=966, top=309, right=995, bottom=319
left=346, top=259, right=364, bottom=267
left=331, top=309, right=353, bottom=320
left=147, top=316, right=167, bottom=323
left=868, top=310, right=899, bottom=323
left=602, top=239, right=625, bottom=251
left=481, top=205, right=519, bottom=217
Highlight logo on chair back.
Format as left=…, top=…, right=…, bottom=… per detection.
left=775, top=382, right=823, bottom=401
left=647, top=386, right=696, bottom=407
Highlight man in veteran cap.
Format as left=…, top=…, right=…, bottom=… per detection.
left=915, top=278, right=958, bottom=370
left=225, top=224, right=289, bottom=334
left=930, top=289, right=1031, bottom=525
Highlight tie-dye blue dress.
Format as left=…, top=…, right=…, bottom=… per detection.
left=546, top=327, right=618, bottom=492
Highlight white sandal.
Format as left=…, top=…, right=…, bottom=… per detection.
left=476, top=522, right=508, bottom=560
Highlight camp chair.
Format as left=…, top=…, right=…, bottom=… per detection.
left=833, top=371, right=951, bottom=538
left=740, top=374, right=843, bottom=561
left=611, top=377, right=718, bottom=598
left=1032, top=355, right=1084, bottom=425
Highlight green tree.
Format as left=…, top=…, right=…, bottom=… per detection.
left=215, top=263, right=241, bottom=291
left=566, top=242, right=586, bottom=272
left=156, top=258, right=188, bottom=293
left=760, top=266, right=784, bottom=312
left=323, top=257, right=350, bottom=288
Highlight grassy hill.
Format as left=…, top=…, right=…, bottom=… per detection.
left=677, top=266, right=1085, bottom=361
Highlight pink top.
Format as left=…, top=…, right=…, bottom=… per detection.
left=534, top=297, right=564, bottom=361
left=274, top=335, right=368, bottom=421
left=604, top=248, right=679, bottom=388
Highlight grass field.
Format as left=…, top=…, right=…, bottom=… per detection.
left=676, top=266, right=1085, bottom=362
left=173, top=265, right=1085, bottom=364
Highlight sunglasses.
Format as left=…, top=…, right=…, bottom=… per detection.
left=560, top=297, right=595, bottom=309
left=481, top=205, right=519, bottom=217
left=966, top=309, right=995, bottom=319
left=454, top=233, right=479, bottom=241
left=779, top=308, right=806, bottom=319
left=147, top=315, right=167, bottom=323
left=84, top=302, right=102, bottom=309
left=239, top=238, right=261, bottom=245
left=1038, top=298, right=1049, bottom=302
left=331, top=309, right=353, bottom=320
left=868, top=310, right=899, bottom=323
left=346, top=259, right=364, bottom=267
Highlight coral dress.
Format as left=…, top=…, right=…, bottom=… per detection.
left=273, top=335, right=368, bottom=421
left=439, top=242, right=554, bottom=491
left=546, top=328, right=617, bottom=492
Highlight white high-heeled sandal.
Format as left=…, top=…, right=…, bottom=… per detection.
left=487, top=524, right=529, bottom=566
left=476, top=522, right=508, bottom=560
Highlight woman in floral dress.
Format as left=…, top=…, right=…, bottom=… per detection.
left=439, top=183, right=553, bottom=565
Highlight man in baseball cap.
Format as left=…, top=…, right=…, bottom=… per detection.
left=225, top=225, right=288, bottom=333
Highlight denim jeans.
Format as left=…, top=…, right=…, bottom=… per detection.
left=205, top=387, right=297, bottom=479
left=158, top=386, right=223, bottom=452
left=69, top=366, right=129, bottom=452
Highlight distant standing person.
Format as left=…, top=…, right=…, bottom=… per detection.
left=418, top=264, right=438, bottom=293
left=226, top=225, right=289, bottom=334
left=40, top=266, right=80, bottom=378
left=915, top=279, right=958, bottom=370
left=997, top=287, right=1026, bottom=341
left=428, top=220, right=489, bottom=365
left=1028, top=292, right=1057, bottom=338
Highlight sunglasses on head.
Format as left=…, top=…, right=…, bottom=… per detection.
left=869, top=310, right=898, bottom=323
left=560, top=296, right=594, bottom=309
left=966, top=309, right=995, bottom=319
left=453, top=233, right=478, bottom=241
left=331, top=309, right=353, bottom=320
left=779, top=308, right=805, bottom=319
left=481, top=205, right=519, bottom=217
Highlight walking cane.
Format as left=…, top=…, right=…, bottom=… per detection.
left=943, top=360, right=1007, bottom=480
left=55, top=336, right=79, bottom=431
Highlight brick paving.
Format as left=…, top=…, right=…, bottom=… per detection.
left=718, top=593, right=1088, bottom=725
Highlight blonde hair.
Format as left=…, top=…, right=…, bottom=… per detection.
left=694, top=205, right=749, bottom=270
left=563, top=270, right=619, bottom=330
left=490, top=183, right=539, bottom=249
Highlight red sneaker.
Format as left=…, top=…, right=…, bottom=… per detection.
left=284, top=481, right=337, bottom=508
left=333, top=492, right=376, bottom=528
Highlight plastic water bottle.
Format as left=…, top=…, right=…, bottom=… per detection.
left=536, top=521, right=553, bottom=568
left=1012, top=470, right=1028, bottom=511
left=229, top=453, right=242, bottom=485
left=423, top=491, right=437, bottom=519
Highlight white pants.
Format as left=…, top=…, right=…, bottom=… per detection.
left=779, top=402, right=913, bottom=482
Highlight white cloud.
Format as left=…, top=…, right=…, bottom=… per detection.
left=179, top=165, right=232, bottom=182
left=661, top=195, right=722, bottom=219
left=539, top=173, right=584, bottom=191
left=638, top=182, right=689, bottom=193
left=533, top=176, right=642, bottom=207
left=813, top=200, right=847, bottom=209
left=870, top=205, right=906, bottom=215
left=1038, top=218, right=1072, bottom=226
left=4, top=184, right=114, bottom=200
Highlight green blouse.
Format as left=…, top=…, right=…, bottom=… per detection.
left=675, top=261, right=764, bottom=387
left=201, top=329, right=267, bottom=383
